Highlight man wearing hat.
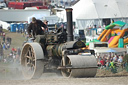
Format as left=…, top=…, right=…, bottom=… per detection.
left=42, top=20, right=49, bottom=32
left=27, top=17, right=49, bottom=54
left=27, top=17, right=47, bottom=38
left=27, top=17, right=49, bottom=46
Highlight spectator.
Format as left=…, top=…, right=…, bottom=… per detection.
left=43, top=20, right=49, bottom=32
left=118, top=55, right=123, bottom=63
left=105, top=60, right=110, bottom=70
left=3, top=32, right=5, bottom=37
left=109, top=60, right=117, bottom=73
left=6, top=43, right=10, bottom=49
left=109, top=60, right=115, bottom=69
left=113, top=54, right=117, bottom=62
left=100, top=58, right=105, bottom=69
left=3, top=43, right=7, bottom=50
left=0, top=25, right=3, bottom=33
left=13, top=54, right=16, bottom=63
left=4, top=58, right=7, bottom=63
left=6, top=36, right=10, bottom=43
left=2, top=36, right=5, bottom=42
left=12, top=47, right=15, bottom=52
left=17, top=47, right=21, bottom=56
left=8, top=37, right=12, bottom=44
left=7, top=26, right=11, bottom=32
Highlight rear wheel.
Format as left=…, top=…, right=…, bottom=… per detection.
left=21, top=42, right=45, bottom=79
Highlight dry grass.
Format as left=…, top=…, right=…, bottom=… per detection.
left=5, top=32, right=25, bottom=48
left=3, top=31, right=26, bottom=56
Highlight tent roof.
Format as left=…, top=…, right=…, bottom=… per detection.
left=93, top=0, right=122, bottom=18
left=57, top=0, right=128, bottom=21
left=94, top=47, right=127, bottom=53
left=72, top=0, right=98, bottom=20
left=28, top=14, right=58, bottom=24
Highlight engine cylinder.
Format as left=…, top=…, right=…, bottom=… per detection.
left=46, top=41, right=86, bottom=58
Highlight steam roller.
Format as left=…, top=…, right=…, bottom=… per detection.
left=20, top=8, right=97, bottom=79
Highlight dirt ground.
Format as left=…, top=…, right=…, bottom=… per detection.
left=0, top=63, right=128, bottom=85
left=0, top=76, right=128, bottom=85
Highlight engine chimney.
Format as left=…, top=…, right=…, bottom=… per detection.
left=66, top=8, right=74, bottom=41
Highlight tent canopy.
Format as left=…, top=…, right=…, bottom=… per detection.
left=58, top=0, right=128, bottom=21
left=28, top=14, right=59, bottom=24
left=57, top=0, right=128, bottom=30
left=28, top=14, right=46, bottom=24
left=94, top=47, right=126, bottom=53
left=0, top=20, right=10, bottom=29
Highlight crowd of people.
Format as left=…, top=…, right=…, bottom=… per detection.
left=6, top=47, right=21, bottom=63
left=1, top=34, right=11, bottom=50
left=96, top=53, right=127, bottom=73
left=0, top=30, right=21, bottom=63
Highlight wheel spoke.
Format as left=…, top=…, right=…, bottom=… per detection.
left=33, top=59, right=35, bottom=61
left=32, top=64, right=36, bottom=71
left=26, top=56, right=32, bottom=59
left=31, top=52, right=35, bottom=59
left=27, top=62, right=30, bottom=65
left=28, top=50, right=31, bottom=57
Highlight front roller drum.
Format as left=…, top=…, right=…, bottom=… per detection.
left=61, top=55, right=97, bottom=77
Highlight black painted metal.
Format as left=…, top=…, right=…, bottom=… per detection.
left=66, top=8, right=74, bottom=41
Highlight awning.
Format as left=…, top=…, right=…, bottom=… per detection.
left=94, top=47, right=127, bottom=53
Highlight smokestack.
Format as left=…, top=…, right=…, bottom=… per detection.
left=66, top=8, right=74, bottom=41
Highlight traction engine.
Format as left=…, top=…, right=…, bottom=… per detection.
left=21, top=8, right=97, bottom=79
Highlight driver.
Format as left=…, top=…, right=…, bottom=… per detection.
left=27, top=17, right=47, bottom=52
left=27, top=17, right=47, bottom=39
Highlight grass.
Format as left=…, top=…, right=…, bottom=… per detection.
left=5, top=32, right=25, bottom=48
left=2, top=31, right=26, bottom=56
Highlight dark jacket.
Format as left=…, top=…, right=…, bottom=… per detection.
left=27, top=20, right=46, bottom=37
